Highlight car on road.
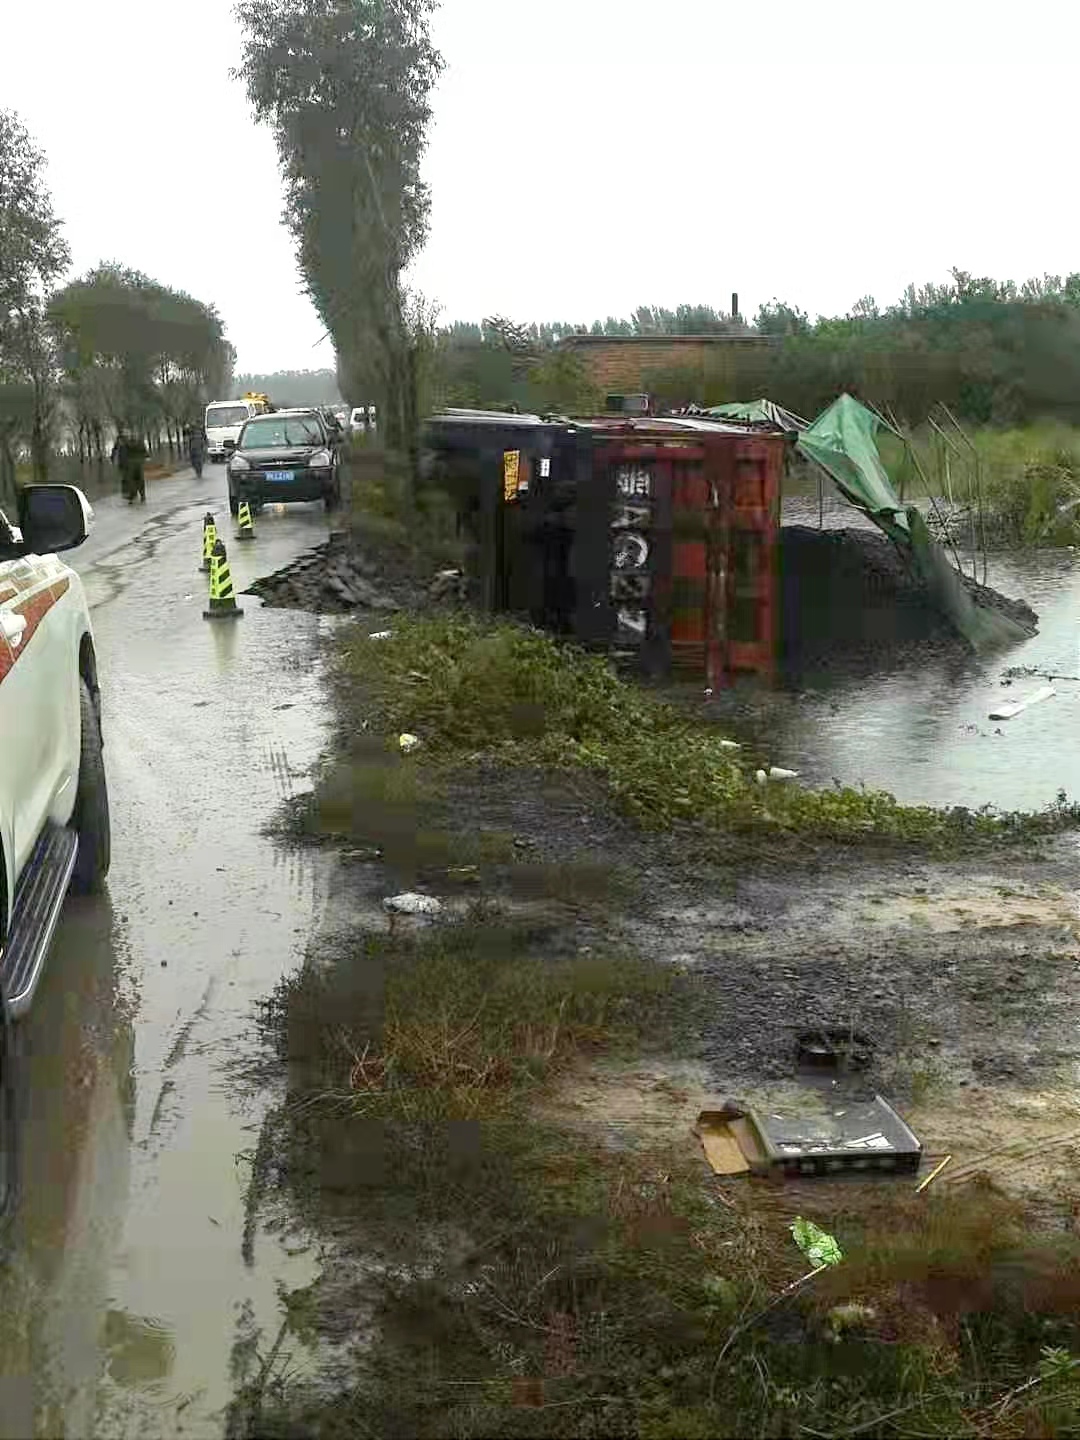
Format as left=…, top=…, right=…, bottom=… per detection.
left=0, top=484, right=109, bottom=1026
left=205, top=396, right=273, bottom=464
left=226, top=409, right=342, bottom=515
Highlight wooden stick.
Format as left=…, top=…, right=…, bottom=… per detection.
left=916, top=1153, right=953, bottom=1193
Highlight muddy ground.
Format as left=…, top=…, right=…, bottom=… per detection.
left=230, top=529, right=1080, bottom=1435
left=246, top=533, right=1080, bottom=1199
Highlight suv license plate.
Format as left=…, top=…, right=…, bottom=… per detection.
left=266, top=470, right=295, bottom=482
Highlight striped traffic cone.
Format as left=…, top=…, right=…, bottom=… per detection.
left=200, top=512, right=217, bottom=573
left=203, top=538, right=243, bottom=620
left=236, top=499, right=255, bottom=542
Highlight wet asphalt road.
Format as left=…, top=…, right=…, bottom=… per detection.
left=0, top=466, right=337, bottom=1437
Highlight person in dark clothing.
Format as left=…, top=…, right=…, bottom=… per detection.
left=188, top=424, right=207, bottom=477
left=114, top=428, right=146, bottom=502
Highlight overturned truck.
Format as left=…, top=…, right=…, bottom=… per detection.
left=421, top=396, right=1036, bottom=684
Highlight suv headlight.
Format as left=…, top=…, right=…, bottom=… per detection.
left=309, top=449, right=332, bottom=467
left=230, top=454, right=250, bottom=471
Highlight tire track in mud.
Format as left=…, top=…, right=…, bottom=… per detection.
left=144, top=977, right=217, bottom=1146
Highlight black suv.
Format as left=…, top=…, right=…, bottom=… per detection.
left=226, top=409, right=342, bottom=515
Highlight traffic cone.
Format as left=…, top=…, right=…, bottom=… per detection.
left=236, top=499, right=255, bottom=542
left=203, top=538, right=243, bottom=620
left=200, top=512, right=217, bottom=573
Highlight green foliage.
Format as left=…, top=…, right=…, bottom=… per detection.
left=335, top=614, right=1080, bottom=849
left=886, top=422, right=1080, bottom=546
left=0, top=108, right=71, bottom=495
left=434, top=269, right=1080, bottom=426
left=49, top=263, right=234, bottom=450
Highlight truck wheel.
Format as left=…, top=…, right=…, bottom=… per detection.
left=71, top=678, right=111, bottom=894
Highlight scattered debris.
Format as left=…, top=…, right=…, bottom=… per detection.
left=915, top=1153, right=953, bottom=1193
left=696, top=1095, right=922, bottom=1180
left=988, top=685, right=1056, bottom=721
left=790, top=1217, right=843, bottom=1267
left=369, top=630, right=393, bottom=641
left=382, top=892, right=442, bottom=917
left=244, top=535, right=402, bottom=614
left=767, top=765, right=799, bottom=781
left=429, top=567, right=467, bottom=601
left=398, top=733, right=420, bottom=754
left=796, top=1028, right=874, bottom=1072
left=718, top=738, right=740, bottom=750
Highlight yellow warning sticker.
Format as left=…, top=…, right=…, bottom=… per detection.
left=503, top=450, right=520, bottom=502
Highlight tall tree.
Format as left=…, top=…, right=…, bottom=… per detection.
left=234, top=0, right=443, bottom=469
left=0, top=109, right=70, bottom=495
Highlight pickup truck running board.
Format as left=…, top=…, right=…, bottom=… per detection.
left=0, top=824, right=78, bottom=1019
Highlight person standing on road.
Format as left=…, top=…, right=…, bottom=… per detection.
left=110, top=428, right=129, bottom=476
left=116, top=430, right=147, bottom=503
left=188, top=423, right=206, bottom=478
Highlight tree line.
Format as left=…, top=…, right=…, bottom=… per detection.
left=0, top=108, right=234, bottom=504
left=432, top=272, right=1080, bottom=427
left=234, top=368, right=342, bottom=408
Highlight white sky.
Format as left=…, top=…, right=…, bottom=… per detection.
left=6, top=0, right=1080, bottom=373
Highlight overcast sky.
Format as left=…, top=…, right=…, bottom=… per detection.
left=6, top=0, right=1080, bottom=375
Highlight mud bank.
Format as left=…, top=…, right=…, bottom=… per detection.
left=243, top=532, right=411, bottom=614
left=780, top=526, right=1037, bottom=672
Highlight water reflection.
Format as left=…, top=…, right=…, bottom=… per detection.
left=0, top=891, right=136, bottom=1439
left=710, top=543, right=1080, bottom=812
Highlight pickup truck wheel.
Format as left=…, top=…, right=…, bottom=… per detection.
left=71, top=679, right=111, bottom=894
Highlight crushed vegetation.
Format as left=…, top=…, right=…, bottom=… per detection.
left=329, top=612, right=1078, bottom=852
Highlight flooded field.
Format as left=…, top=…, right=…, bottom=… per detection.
left=709, top=497, right=1080, bottom=813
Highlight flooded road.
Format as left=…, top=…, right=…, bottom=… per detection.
left=715, top=499, right=1080, bottom=813
left=0, top=467, right=336, bottom=1437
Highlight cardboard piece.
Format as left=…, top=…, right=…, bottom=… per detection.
left=695, top=1109, right=767, bottom=1176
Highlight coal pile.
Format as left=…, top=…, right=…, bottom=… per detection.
left=245, top=535, right=403, bottom=615
left=780, top=526, right=1037, bottom=673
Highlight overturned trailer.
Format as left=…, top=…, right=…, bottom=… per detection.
left=422, top=410, right=786, bottom=687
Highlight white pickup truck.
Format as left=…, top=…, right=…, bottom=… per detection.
left=0, top=484, right=109, bottom=1022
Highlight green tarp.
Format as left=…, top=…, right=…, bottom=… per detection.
left=707, top=398, right=808, bottom=433
left=795, top=394, right=908, bottom=533
left=905, top=506, right=1033, bottom=650
left=795, top=394, right=1032, bottom=651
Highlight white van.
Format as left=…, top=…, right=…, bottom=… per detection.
left=205, top=398, right=271, bottom=463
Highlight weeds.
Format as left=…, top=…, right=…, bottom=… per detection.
left=331, top=613, right=1080, bottom=850
left=882, top=423, right=1080, bottom=547
left=269, top=920, right=679, bottom=1124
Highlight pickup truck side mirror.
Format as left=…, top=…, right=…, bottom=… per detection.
left=17, top=484, right=94, bottom=554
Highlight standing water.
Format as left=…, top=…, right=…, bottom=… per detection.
left=709, top=501, right=1080, bottom=814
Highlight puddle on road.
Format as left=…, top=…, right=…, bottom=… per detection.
left=0, top=506, right=341, bottom=1438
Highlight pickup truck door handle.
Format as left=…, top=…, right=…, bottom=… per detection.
left=0, top=611, right=27, bottom=647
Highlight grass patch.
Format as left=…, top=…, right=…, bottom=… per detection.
left=267, top=919, right=679, bottom=1125
left=344, top=439, right=463, bottom=576
left=880, top=422, right=1080, bottom=547
left=330, top=613, right=1080, bottom=851
left=235, top=927, right=1080, bottom=1440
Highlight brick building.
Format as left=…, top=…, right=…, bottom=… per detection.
left=555, top=333, right=779, bottom=399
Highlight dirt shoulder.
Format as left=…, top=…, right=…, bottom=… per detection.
left=228, top=524, right=1080, bottom=1439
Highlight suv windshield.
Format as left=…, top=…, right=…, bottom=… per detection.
left=206, top=406, right=249, bottom=429
left=239, top=415, right=324, bottom=449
